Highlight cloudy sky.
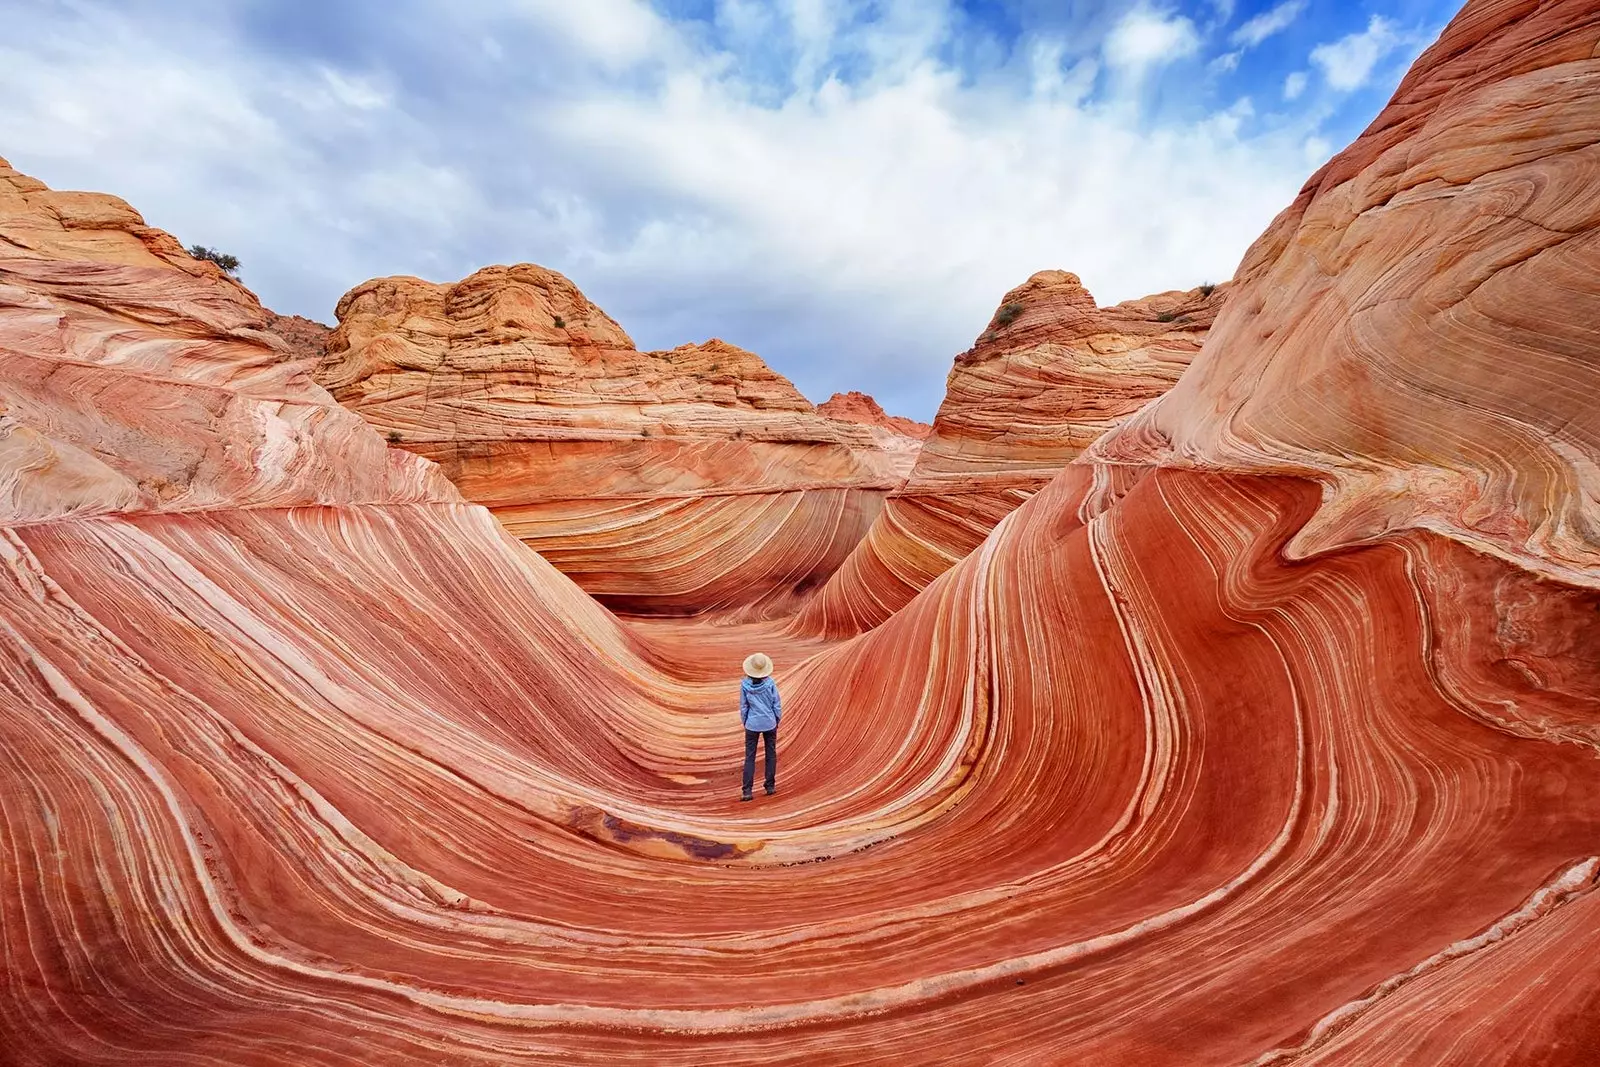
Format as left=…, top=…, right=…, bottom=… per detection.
left=2, top=0, right=1454, bottom=419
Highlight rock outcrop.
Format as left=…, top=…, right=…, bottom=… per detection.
left=817, top=390, right=931, bottom=439
left=263, top=311, right=332, bottom=363
left=816, top=390, right=929, bottom=482
left=0, top=156, right=451, bottom=521
left=315, top=266, right=922, bottom=615
left=795, top=272, right=1226, bottom=636
left=5, top=1, right=1600, bottom=1062
left=1089, top=0, right=1600, bottom=596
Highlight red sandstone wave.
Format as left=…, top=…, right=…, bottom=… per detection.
left=795, top=272, right=1226, bottom=637
left=3, top=0, right=1600, bottom=1062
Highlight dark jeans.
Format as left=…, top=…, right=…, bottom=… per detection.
left=742, top=729, right=777, bottom=793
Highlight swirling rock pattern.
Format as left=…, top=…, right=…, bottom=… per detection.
left=796, top=272, right=1226, bottom=636
left=316, top=268, right=926, bottom=615
left=0, top=157, right=455, bottom=522
left=5, top=1, right=1600, bottom=1063
left=1090, top=0, right=1600, bottom=590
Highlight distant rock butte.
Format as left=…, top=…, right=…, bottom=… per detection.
left=817, top=390, right=930, bottom=484
left=263, top=312, right=332, bottom=364
left=796, top=271, right=1228, bottom=636
left=315, top=264, right=925, bottom=614
left=817, top=391, right=931, bottom=440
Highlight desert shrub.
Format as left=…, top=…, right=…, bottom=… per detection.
left=187, top=245, right=240, bottom=275
left=1199, top=282, right=1217, bottom=296
left=553, top=315, right=566, bottom=328
left=1156, top=311, right=1180, bottom=323
left=995, top=302, right=1024, bottom=326
left=386, top=430, right=402, bottom=444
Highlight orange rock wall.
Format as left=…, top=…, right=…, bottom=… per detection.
left=4, top=1, right=1600, bottom=1062
left=1091, top=0, right=1600, bottom=590
left=317, top=268, right=922, bottom=614
left=796, top=273, right=1225, bottom=636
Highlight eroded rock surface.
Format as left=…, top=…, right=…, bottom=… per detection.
left=817, top=390, right=931, bottom=439
left=4, top=1, right=1600, bottom=1062
left=263, top=311, right=332, bottom=363
left=796, top=271, right=1226, bottom=636
left=316, top=266, right=922, bottom=614
left=1090, top=2, right=1600, bottom=591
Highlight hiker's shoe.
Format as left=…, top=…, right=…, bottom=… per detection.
left=740, top=791, right=753, bottom=802
left=764, top=785, right=777, bottom=796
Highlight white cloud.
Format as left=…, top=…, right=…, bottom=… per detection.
left=1311, top=15, right=1401, bottom=91
left=1209, top=50, right=1242, bottom=74
left=1230, top=0, right=1307, bottom=49
left=1103, top=7, right=1201, bottom=75
left=0, top=1, right=1330, bottom=420
left=512, top=0, right=670, bottom=71
left=316, top=69, right=391, bottom=112
left=1283, top=71, right=1308, bottom=100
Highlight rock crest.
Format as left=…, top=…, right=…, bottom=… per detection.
left=316, top=263, right=924, bottom=614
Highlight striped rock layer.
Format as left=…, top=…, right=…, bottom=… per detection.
left=795, top=272, right=1226, bottom=637
left=1090, top=0, right=1600, bottom=595
left=315, top=269, right=925, bottom=616
left=3, top=2, right=1600, bottom=1065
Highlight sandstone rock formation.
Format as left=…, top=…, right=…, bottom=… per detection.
left=0, top=156, right=450, bottom=520
left=263, top=311, right=332, bottom=363
left=817, top=390, right=931, bottom=440
left=4, top=0, right=1600, bottom=1062
left=816, top=389, right=929, bottom=482
left=1088, top=0, right=1600, bottom=596
left=796, top=271, right=1226, bottom=636
left=315, top=266, right=924, bottom=615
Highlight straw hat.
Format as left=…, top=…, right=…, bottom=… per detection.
left=742, top=652, right=774, bottom=678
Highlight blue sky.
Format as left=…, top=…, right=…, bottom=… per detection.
left=1, top=0, right=1459, bottom=420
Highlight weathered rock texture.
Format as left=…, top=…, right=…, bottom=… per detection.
left=0, top=157, right=451, bottom=521
left=263, top=311, right=332, bottom=363
left=795, top=271, right=1226, bottom=636
left=816, top=390, right=929, bottom=482
left=315, top=267, right=924, bottom=614
left=816, top=390, right=931, bottom=440
left=1089, top=0, right=1600, bottom=596
left=4, top=1, right=1600, bottom=1063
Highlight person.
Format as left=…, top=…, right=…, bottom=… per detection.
left=739, top=652, right=781, bottom=801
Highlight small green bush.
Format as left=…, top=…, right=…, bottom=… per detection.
left=187, top=245, right=240, bottom=275
left=995, top=302, right=1024, bottom=326
left=386, top=430, right=402, bottom=444
left=1199, top=282, right=1217, bottom=297
left=553, top=315, right=566, bottom=328
left=1156, top=311, right=1180, bottom=323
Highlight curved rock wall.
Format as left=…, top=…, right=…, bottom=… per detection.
left=795, top=272, right=1225, bottom=636
left=316, top=269, right=924, bottom=615
left=1091, top=0, right=1600, bottom=589
left=4, top=0, right=1600, bottom=1062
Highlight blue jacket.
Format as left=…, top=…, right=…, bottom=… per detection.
left=740, top=676, right=782, bottom=732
